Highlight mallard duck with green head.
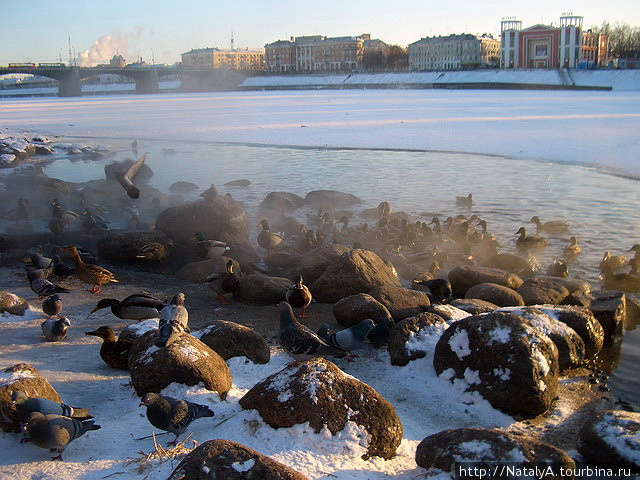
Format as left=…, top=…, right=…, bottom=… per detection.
left=286, top=274, right=312, bottom=318
left=89, top=292, right=164, bottom=320
left=193, top=232, right=229, bottom=259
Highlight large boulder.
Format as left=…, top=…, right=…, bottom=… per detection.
left=239, top=358, right=403, bottom=460
left=426, top=304, right=471, bottom=324
left=517, top=277, right=570, bottom=305
left=333, top=293, right=393, bottom=327
left=156, top=193, right=249, bottom=245
left=578, top=410, right=640, bottom=471
left=304, top=190, right=362, bottom=209
left=464, top=283, right=525, bottom=307
left=388, top=313, right=448, bottom=366
left=416, top=428, right=574, bottom=474
left=299, top=244, right=350, bottom=285
left=177, top=257, right=241, bottom=283
left=128, top=331, right=231, bottom=398
left=233, top=274, right=292, bottom=305
left=259, top=191, right=305, bottom=214
left=0, top=364, right=61, bottom=432
left=589, top=291, right=626, bottom=343
left=193, top=320, right=270, bottom=364
left=0, top=290, right=29, bottom=315
left=118, top=318, right=159, bottom=345
left=433, top=312, right=558, bottom=416
left=369, top=285, right=431, bottom=321
left=448, top=265, right=523, bottom=298
left=312, top=249, right=400, bottom=303
left=168, top=439, right=309, bottom=480
left=96, top=231, right=172, bottom=262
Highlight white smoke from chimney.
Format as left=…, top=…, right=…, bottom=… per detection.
left=76, top=29, right=144, bottom=66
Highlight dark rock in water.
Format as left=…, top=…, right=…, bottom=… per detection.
left=448, top=265, right=523, bottom=298
left=369, top=285, right=431, bottom=322
left=489, top=252, right=540, bottom=277
left=304, top=190, right=362, bottom=209
left=97, top=231, right=172, bottom=262
left=168, top=181, right=198, bottom=194
left=239, top=358, right=403, bottom=460
left=449, top=298, right=498, bottom=315
left=465, top=282, right=525, bottom=307
left=0, top=364, right=62, bottom=432
left=578, top=410, right=640, bottom=472
left=259, top=191, right=305, bottom=213
left=233, top=274, right=292, bottom=305
left=193, top=320, right=270, bottom=364
left=589, top=291, right=626, bottom=343
left=223, top=179, right=251, bottom=187
left=333, top=293, right=393, bottom=327
left=128, top=330, right=231, bottom=398
left=312, top=249, right=400, bottom=303
left=517, top=277, right=570, bottom=305
left=177, top=257, right=241, bottom=283
left=433, top=312, right=558, bottom=416
left=299, top=244, right=350, bottom=285
left=168, top=439, right=310, bottom=480
left=389, top=312, right=447, bottom=366
left=416, top=428, right=575, bottom=473
left=0, top=290, right=29, bottom=315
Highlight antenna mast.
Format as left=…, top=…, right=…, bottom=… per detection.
left=68, top=35, right=72, bottom=66
left=231, top=30, right=234, bottom=50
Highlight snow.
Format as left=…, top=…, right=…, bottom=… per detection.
left=488, top=326, right=511, bottom=344
left=232, top=458, right=255, bottom=472
left=596, top=412, right=640, bottom=464
left=448, top=329, right=471, bottom=359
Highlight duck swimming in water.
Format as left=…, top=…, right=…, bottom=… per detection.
left=529, top=216, right=569, bottom=235
left=515, top=226, right=548, bottom=250
left=563, top=236, right=581, bottom=258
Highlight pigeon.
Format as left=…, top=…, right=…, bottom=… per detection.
left=41, top=316, right=71, bottom=342
left=116, top=154, right=146, bottom=199
left=42, top=294, right=62, bottom=318
left=22, top=411, right=100, bottom=461
left=25, top=251, right=54, bottom=271
left=415, top=278, right=453, bottom=304
left=139, top=393, right=214, bottom=446
left=278, top=301, right=348, bottom=361
left=156, top=292, right=189, bottom=348
left=27, top=270, right=70, bottom=298
left=366, top=317, right=392, bottom=348
left=286, top=274, right=312, bottom=318
left=52, top=254, right=75, bottom=278
left=316, top=318, right=374, bottom=352
left=11, top=391, right=93, bottom=425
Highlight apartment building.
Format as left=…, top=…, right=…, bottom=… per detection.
left=181, top=47, right=265, bottom=71
left=408, top=34, right=500, bottom=71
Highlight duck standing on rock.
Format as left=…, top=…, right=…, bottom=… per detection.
left=156, top=292, right=189, bottom=347
left=89, top=293, right=164, bottom=320
left=256, top=219, right=283, bottom=255
left=286, top=274, right=312, bottom=318
left=61, top=246, right=118, bottom=294
left=205, top=259, right=240, bottom=305
left=85, top=326, right=135, bottom=370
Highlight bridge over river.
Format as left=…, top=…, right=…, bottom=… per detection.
left=0, top=65, right=246, bottom=96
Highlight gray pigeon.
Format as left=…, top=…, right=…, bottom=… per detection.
left=11, top=391, right=93, bottom=425
left=25, top=252, right=54, bottom=271
left=316, top=318, right=374, bottom=352
left=278, top=301, right=348, bottom=361
left=41, top=316, right=71, bottom=341
left=28, top=270, right=70, bottom=298
left=42, top=294, right=62, bottom=318
left=139, top=392, right=214, bottom=445
left=156, top=292, right=189, bottom=347
left=23, top=411, right=100, bottom=461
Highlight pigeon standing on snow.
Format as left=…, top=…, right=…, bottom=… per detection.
left=316, top=318, right=374, bottom=352
left=156, top=292, right=189, bottom=347
left=278, top=301, right=348, bottom=361
left=11, top=391, right=93, bottom=424
left=28, top=270, right=70, bottom=298
left=41, top=316, right=71, bottom=342
left=42, top=294, right=62, bottom=318
left=22, top=411, right=100, bottom=461
left=139, top=393, right=214, bottom=446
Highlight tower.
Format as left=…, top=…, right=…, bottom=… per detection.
left=559, top=13, right=583, bottom=68
left=500, top=18, right=522, bottom=68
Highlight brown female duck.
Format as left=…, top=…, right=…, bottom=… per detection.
left=85, top=326, right=134, bottom=370
left=61, top=246, right=118, bottom=293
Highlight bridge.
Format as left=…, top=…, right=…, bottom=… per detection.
left=0, top=65, right=247, bottom=96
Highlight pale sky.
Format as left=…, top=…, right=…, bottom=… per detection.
left=1, top=0, right=638, bottom=66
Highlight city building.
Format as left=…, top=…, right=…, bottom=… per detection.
left=408, top=34, right=500, bottom=71
left=500, top=14, right=608, bottom=69
left=181, top=47, right=265, bottom=71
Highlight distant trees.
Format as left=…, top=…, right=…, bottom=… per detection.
left=363, top=45, right=408, bottom=72
left=592, top=22, right=640, bottom=58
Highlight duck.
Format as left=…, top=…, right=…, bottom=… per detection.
left=629, top=244, right=640, bottom=262
left=60, top=246, right=118, bottom=294
left=136, top=241, right=173, bottom=263
left=205, top=259, right=241, bottom=305
left=599, top=251, right=628, bottom=274
left=528, top=216, right=569, bottom=235
left=286, top=274, right=312, bottom=318
left=600, top=259, right=640, bottom=292
left=515, top=226, right=548, bottom=250
left=193, top=232, right=229, bottom=259
left=455, top=193, right=473, bottom=208
left=546, top=258, right=569, bottom=278
left=256, top=219, right=283, bottom=254
left=563, top=236, right=581, bottom=258
left=89, top=292, right=164, bottom=320
left=85, top=326, right=134, bottom=370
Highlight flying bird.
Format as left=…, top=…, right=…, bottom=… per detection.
left=116, top=154, right=146, bottom=199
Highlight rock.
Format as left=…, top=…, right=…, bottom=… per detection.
left=333, top=293, right=393, bottom=327
left=177, top=257, right=241, bottom=283
left=626, top=295, right=640, bottom=329
left=128, top=331, right=232, bottom=398
left=193, top=320, right=270, bottom=364
left=489, top=252, right=541, bottom=277
left=389, top=313, right=448, bottom=366
left=426, top=304, right=471, bottom=324
left=259, top=191, right=305, bottom=213
left=118, top=319, right=159, bottom=345
left=304, top=190, right=362, bottom=209
left=0, top=290, right=29, bottom=315
left=169, top=181, right=198, bottom=194
left=465, top=283, right=525, bottom=307
left=239, top=358, right=403, bottom=460
left=433, top=312, right=558, bottom=416
left=156, top=194, right=249, bottom=245
left=0, top=154, right=16, bottom=167
left=497, top=306, right=586, bottom=370
left=578, top=410, right=640, bottom=471
left=369, top=285, right=431, bottom=321
left=0, top=364, right=61, bottom=432
left=517, top=277, right=570, bottom=305
left=168, top=439, right=309, bottom=480
left=225, top=241, right=261, bottom=269
left=312, top=249, right=400, bottom=303
left=264, top=251, right=303, bottom=274
left=97, top=231, right=172, bottom=262
left=589, top=291, right=626, bottom=343
left=562, top=290, right=595, bottom=308
left=449, top=298, right=498, bottom=315
left=299, top=244, right=350, bottom=285
left=448, top=265, right=523, bottom=298
left=233, top=274, right=292, bottom=305
left=223, top=179, right=251, bottom=187
left=416, top=428, right=575, bottom=473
